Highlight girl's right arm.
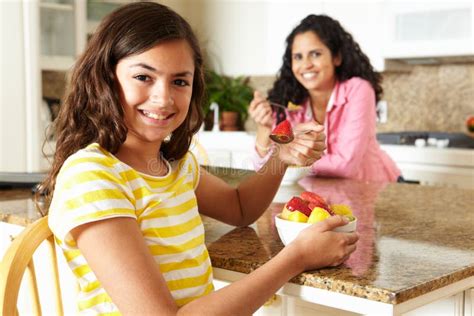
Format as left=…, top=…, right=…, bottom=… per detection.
left=72, top=215, right=357, bottom=316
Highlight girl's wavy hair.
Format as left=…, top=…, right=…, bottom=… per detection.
left=268, top=14, right=383, bottom=108
left=38, top=2, right=204, bottom=210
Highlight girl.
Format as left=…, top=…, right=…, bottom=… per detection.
left=42, top=3, right=358, bottom=315
left=249, top=14, right=401, bottom=183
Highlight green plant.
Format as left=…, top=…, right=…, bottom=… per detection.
left=203, top=70, right=253, bottom=128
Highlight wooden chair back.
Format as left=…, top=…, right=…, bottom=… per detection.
left=0, top=216, right=64, bottom=316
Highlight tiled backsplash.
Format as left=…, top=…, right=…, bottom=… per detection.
left=380, top=63, right=473, bottom=133
left=43, top=63, right=473, bottom=133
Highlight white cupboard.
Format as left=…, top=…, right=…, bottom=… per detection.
left=39, top=0, right=87, bottom=71
left=0, top=0, right=123, bottom=173
left=383, top=1, right=474, bottom=59
left=214, top=269, right=473, bottom=316
left=0, top=0, right=86, bottom=173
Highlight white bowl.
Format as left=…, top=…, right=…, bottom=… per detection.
left=274, top=213, right=357, bottom=246
left=281, top=166, right=311, bottom=185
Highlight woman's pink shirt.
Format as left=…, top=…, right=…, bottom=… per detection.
left=252, top=77, right=401, bottom=182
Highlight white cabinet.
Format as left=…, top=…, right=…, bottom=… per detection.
left=380, top=145, right=474, bottom=189
left=191, top=132, right=255, bottom=170
left=0, top=0, right=86, bottom=172
left=214, top=270, right=470, bottom=316
left=383, top=1, right=474, bottom=59
left=86, top=1, right=124, bottom=36
left=39, top=0, right=87, bottom=71
left=192, top=132, right=474, bottom=189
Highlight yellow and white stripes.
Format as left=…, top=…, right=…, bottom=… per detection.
left=49, top=143, right=213, bottom=314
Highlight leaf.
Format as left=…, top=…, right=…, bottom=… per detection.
left=203, top=70, right=253, bottom=127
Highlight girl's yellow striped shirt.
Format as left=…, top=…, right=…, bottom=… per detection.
left=48, top=143, right=214, bottom=314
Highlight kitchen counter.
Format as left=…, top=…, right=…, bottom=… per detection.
left=1, top=167, right=473, bottom=315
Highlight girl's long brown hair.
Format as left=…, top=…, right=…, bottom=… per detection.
left=38, top=2, right=205, bottom=212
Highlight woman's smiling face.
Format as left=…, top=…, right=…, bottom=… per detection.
left=115, top=39, right=194, bottom=146
left=291, top=31, right=341, bottom=92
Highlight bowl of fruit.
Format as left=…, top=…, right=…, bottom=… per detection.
left=274, top=191, right=357, bottom=246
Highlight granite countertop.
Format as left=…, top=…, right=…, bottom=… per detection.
left=1, top=167, right=473, bottom=305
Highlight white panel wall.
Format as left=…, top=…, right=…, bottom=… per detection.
left=0, top=1, right=27, bottom=172
left=320, top=1, right=385, bottom=71
left=167, top=0, right=389, bottom=76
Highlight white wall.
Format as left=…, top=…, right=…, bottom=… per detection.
left=0, top=1, right=28, bottom=172
left=166, top=0, right=385, bottom=76
left=185, top=0, right=326, bottom=76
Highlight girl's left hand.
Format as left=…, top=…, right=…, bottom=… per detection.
left=277, top=122, right=326, bottom=166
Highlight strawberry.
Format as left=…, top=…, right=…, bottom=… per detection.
left=300, top=191, right=334, bottom=215
left=269, top=120, right=294, bottom=144
left=301, top=191, right=326, bottom=205
left=285, top=196, right=312, bottom=217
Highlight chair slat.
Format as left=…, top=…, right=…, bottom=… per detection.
left=25, top=260, right=41, bottom=316
left=46, top=236, right=64, bottom=316
left=0, top=216, right=64, bottom=316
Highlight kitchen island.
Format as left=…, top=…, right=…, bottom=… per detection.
left=1, top=167, right=473, bottom=315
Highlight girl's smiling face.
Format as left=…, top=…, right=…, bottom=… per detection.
left=291, top=31, right=341, bottom=92
left=115, top=39, right=194, bottom=146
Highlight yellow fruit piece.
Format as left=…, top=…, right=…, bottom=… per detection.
left=287, top=102, right=302, bottom=111
left=287, top=210, right=309, bottom=223
left=330, top=204, right=353, bottom=216
left=308, top=207, right=331, bottom=223
left=281, top=207, right=292, bottom=220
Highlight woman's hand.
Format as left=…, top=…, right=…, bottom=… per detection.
left=288, top=216, right=359, bottom=271
left=277, top=121, right=326, bottom=166
left=248, top=90, right=273, bottom=131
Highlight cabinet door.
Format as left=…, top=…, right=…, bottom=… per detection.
left=403, top=293, right=465, bottom=316
left=466, top=288, right=473, bottom=316
left=39, top=0, right=87, bottom=71
left=383, top=1, right=474, bottom=59
left=86, top=1, right=122, bottom=35
left=287, top=296, right=359, bottom=316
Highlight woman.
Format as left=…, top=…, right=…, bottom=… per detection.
left=249, top=14, right=401, bottom=182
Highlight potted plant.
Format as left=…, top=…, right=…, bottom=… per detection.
left=203, top=70, right=253, bottom=131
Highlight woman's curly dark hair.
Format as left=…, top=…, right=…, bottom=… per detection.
left=38, top=2, right=205, bottom=210
left=268, top=14, right=383, bottom=110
